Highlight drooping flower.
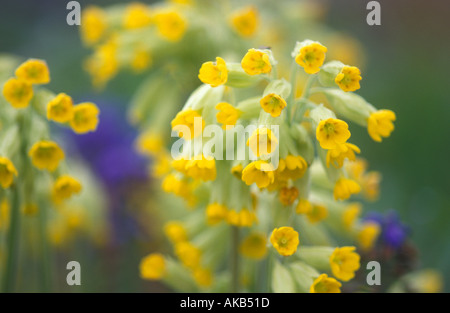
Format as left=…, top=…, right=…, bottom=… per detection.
left=131, top=48, right=152, bottom=73
left=329, top=246, right=360, bottom=281
left=296, top=199, right=312, bottom=215
left=216, top=102, right=241, bottom=129
left=139, top=253, right=166, bottom=280
left=276, top=155, right=308, bottom=181
left=279, top=186, right=299, bottom=206
left=184, top=155, right=216, bottom=181
left=335, top=66, right=362, bottom=92
left=70, top=103, right=100, bottom=134
left=247, top=128, right=278, bottom=158
left=226, top=208, right=257, bottom=227
left=326, top=142, right=360, bottom=168
left=0, top=157, right=18, bottom=189
left=270, top=226, right=299, bottom=256
left=260, top=93, right=287, bottom=117
left=174, top=241, right=202, bottom=269
left=80, top=6, right=107, bottom=46
left=164, top=221, right=188, bottom=244
left=15, top=59, right=50, bottom=85
left=135, top=132, right=164, bottom=157
left=241, top=49, right=272, bottom=75
left=305, top=203, right=328, bottom=224
left=229, top=6, right=259, bottom=38
left=295, top=42, right=327, bottom=74
left=52, top=175, right=82, bottom=203
left=241, top=160, right=275, bottom=189
left=333, top=178, right=361, bottom=201
left=2, top=78, right=33, bottom=109
left=357, top=221, right=381, bottom=251
left=154, top=10, right=187, bottom=42
left=123, top=3, right=152, bottom=29
left=193, top=267, right=213, bottom=287
left=171, top=109, right=205, bottom=140
left=367, top=109, right=396, bottom=142
left=161, top=174, right=197, bottom=206
left=47, top=93, right=74, bottom=123
left=198, top=57, right=228, bottom=87
left=28, top=141, right=65, bottom=171
left=205, top=203, right=228, bottom=225
left=239, top=232, right=267, bottom=260
left=342, top=203, right=361, bottom=230
left=316, top=118, right=351, bottom=150
left=310, top=274, right=341, bottom=293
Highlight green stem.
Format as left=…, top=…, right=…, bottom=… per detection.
left=230, top=226, right=240, bottom=293
left=38, top=201, right=51, bottom=292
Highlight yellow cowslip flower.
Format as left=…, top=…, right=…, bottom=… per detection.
left=295, top=42, right=327, bottom=74
left=131, top=49, right=152, bottom=73
left=198, top=57, right=228, bottom=87
left=229, top=6, right=259, bottom=38
left=326, top=142, right=360, bottom=168
left=193, top=267, right=213, bottom=288
left=316, top=118, right=351, bottom=150
left=151, top=153, right=171, bottom=178
left=260, top=93, right=286, bottom=117
left=123, top=3, right=152, bottom=29
left=15, top=59, right=50, bottom=85
left=52, top=175, right=82, bottom=203
left=330, top=246, right=360, bottom=281
left=239, top=232, right=267, bottom=260
left=241, top=49, right=272, bottom=76
left=247, top=128, right=278, bottom=158
left=276, top=155, right=308, bottom=181
left=184, top=155, right=216, bottom=181
left=361, top=171, right=381, bottom=201
left=279, top=186, right=299, bottom=206
left=161, top=174, right=197, bottom=206
left=296, top=198, right=312, bottom=214
left=367, top=109, right=396, bottom=142
left=270, top=226, right=299, bottom=257
left=306, top=203, right=328, bottom=224
left=335, top=66, right=362, bottom=92
left=84, top=38, right=118, bottom=88
left=241, top=160, right=275, bottom=189
left=154, top=10, right=187, bottom=42
left=310, top=274, right=341, bottom=293
left=46, top=93, right=74, bottom=123
left=29, top=141, right=65, bottom=172
left=2, top=78, right=33, bottom=109
left=139, top=253, right=166, bottom=280
left=70, top=103, right=100, bottom=134
left=164, top=221, right=188, bottom=243
left=174, top=241, right=202, bottom=269
left=22, top=203, right=38, bottom=216
left=205, top=203, right=228, bottom=225
left=0, top=199, right=10, bottom=230
left=226, top=208, right=257, bottom=227
left=0, top=157, right=18, bottom=189
left=136, top=132, right=164, bottom=157
left=231, top=164, right=243, bottom=179
left=171, top=109, right=205, bottom=140
left=216, top=102, right=241, bottom=129
left=80, top=6, right=107, bottom=46
left=357, top=222, right=381, bottom=251
left=342, top=203, right=361, bottom=230
left=333, top=178, right=361, bottom=201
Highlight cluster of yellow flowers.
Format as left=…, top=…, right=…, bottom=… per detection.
left=137, top=38, right=396, bottom=293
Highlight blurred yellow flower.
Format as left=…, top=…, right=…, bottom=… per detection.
left=241, top=49, right=271, bottom=75
left=52, top=175, right=82, bottom=204
left=131, top=49, right=152, bottom=73
left=247, top=128, right=278, bottom=158
left=260, top=93, right=286, bottom=117
left=0, top=157, right=18, bottom=189
left=154, top=10, right=187, bottom=42
left=296, top=198, right=312, bottom=215
left=164, top=221, right=188, bottom=243
left=171, top=109, right=205, bottom=140
left=216, top=102, right=241, bottom=129
left=22, top=203, right=38, bottom=216
left=28, top=141, right=64, bottom=172
left=276, top=155, right=308, bottom=181
left=229, top=6, right=259, bottom=38
left=123, top=3, right=152, bottom=29
left=330, top=246, right=360, bottom=281
left=333, top=178, right=361, bottom=201
left=305, top=203, right=328, bottom=224
left=367, top=109, right=396, bottom=142
left=2, top=78, right=33, bottom=109
left=205, top=203, right=228, bottom=225
left=279, top=186, right=299, bottom=206
left=140, top=253, right=166, bottom=280
left=226, top=208, right=257, bottom=227
left=239, top=232, right=267, bottom=260
left=175, top=241, right=202, bottom=269
left=47, top=93, right=74, bottom=123
left=70, top=103, right=100, bottom=134
left=136, top=132, right=164, bottom=156
left=0, top=199, right=10, bottom=230
left=198, top=57, right=228, bottom=87
left=193, top=267, right=213, bottom=288
left=357, top=222, right=380, bottom=251
left=316, top=118, right=351, bottom=150
left=185, top=155, right=216, bottom=181
left=241, top=160, right=275, bottom=189
left=15, top=59, right=50, bottom=85
left=342, top=203, right=361, bottom=230
left=80, top=6, right=107, bottom=46
left=295, top=42, right=327, bottom=74
left=270, top=226, right=299, bottom=256
left=310, top=274, right=341, bottom=293
left=326, top=142, right=360, bottom=168
left=335, top=66, right=362, bottom=92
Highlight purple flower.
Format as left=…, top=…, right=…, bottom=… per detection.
left=364, top=210, right=410, bottom=249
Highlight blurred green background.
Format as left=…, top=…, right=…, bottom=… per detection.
left=0, top=0, right=448, bottom=291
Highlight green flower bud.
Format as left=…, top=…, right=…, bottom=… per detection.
left=318, top=61, right=345, bottom=87
left=225, top=63, right=262, bottom=88
left=296, top=246, right=335, bottom=272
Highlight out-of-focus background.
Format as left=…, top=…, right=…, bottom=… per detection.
left=0, top=0, right=448, bottom=291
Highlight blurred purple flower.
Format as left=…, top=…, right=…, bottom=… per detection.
left=364, top=210, right=410, bottom=249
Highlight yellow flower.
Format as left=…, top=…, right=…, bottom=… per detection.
left=361, top=171, right=382, bottom=201
left=29, top=141, right=65, bottom=171
left=231, top=164, right=243, bottom=179
left=0, top=200, right=10, bottom=230
left=193, top=268, right=213, bottom=288
left=276, top=155, right=308, bottom=181
left=296, top=198, right=312, bottom=214
left=162, top=174, right=197, bottom=206
left=335, top=66, right=362, bottom=92
left=260, top=93, right=286, bottom=117
left=295, top=42, right=327, bottom=74
left=316, top=118, right=351, bottom=150
left=239, top=232, right=267, bottom=260
left=52, top=175, right=82, bottom=203
left=2, top=78, right=33, bottom=109
left=0, top=157, right=18, bottom=189
left=206, top=203, right=228, bottom=225
left=136, top=132, right=164, bottom=156
left=342, top=203, right=361, bottom=230
left=357, top=222, right=380, bottom=251
left=367, top=109, right=396, bottom=142
left=306, top=203, right=328, bottom=224
left=154, top=10, right=187, bottom=42
left=270, top=226, right=299, bottom=256
left=171, top=109, right=205, bottom=140
left=47, top=93, right=74, bottom=123
left=330, top=246, right=360, bottom=281
left=216, top=102, right=241, bottom=129
left=84, top=39, right=118, bottom=88
left=326, top=142, right=360, bottom=168
left=80, top=6, right=107, bottom=46
left=131, top=48, right=152, bottom=73
left=175, top=242, right=201, bottom=269
left=184, top=155, right=216, bottom=181
left=15, top=59, right=50, bottom=85
left=247, top=128, right=278, bottom=158
left=226, top=208, right=257, bottom=227
left=333, top=178, right=361, bottom=201
left=279, top=186, right=299, bottom=206
left=241, top=49, right=271, bottom=75
left=123, top=3, right=152, bottom=29
left=229, top=6, right=259, bottom=38
left=140, top=253, right=166, bottom=280
left=164, top=221, right=188, bottom=243
left=152, top=153, right=172, bottom=178
left=310, top=274, right=341, bottom=293
left=198, top=57, right=228, bottom=87
left=241, top=160, right=275, bottom=189
left=70, top=103, right=100, bottom=134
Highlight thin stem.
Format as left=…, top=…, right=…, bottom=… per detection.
left=38, top=201, right=51, bottom=292
left=230, top=226, right=240, bottom=293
